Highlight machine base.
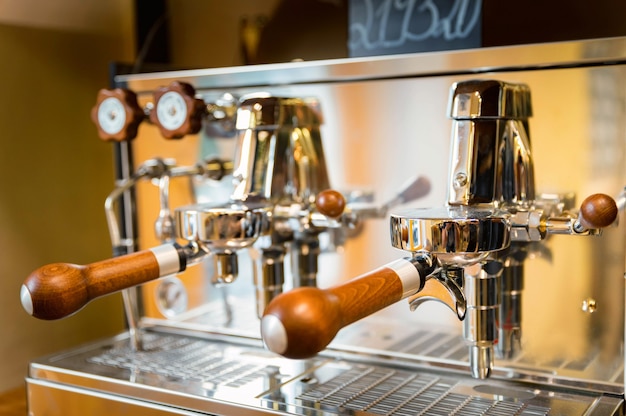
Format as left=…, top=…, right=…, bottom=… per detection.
left=27, top=329, right=624, bottom=415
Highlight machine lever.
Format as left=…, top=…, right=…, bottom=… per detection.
left=574, top=193, right=619, bottom=231
left=20, top=244, right=187, bottom=320
left=261, top=256, right=436, bottom=359
left=381, top=176, right=431, bottom=212
left=315, top=189, right=346, bottom=219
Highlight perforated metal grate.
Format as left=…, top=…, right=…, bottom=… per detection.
left=87, top=335, right=270, bottom=389
left=297, top=367, right=550, bottom=416
left=386, top=329, right=624, bottom=384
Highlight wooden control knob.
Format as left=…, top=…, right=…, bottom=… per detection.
left=91, top=88, right=144, bottom=142
left=578, top=193, right=618, bottom=229
left=21, top=244, right=185, bottom=320
left=149, top=81, right=206, bottom=139
left=261, top=258, right=428, bottom=359
left=315, top=189, right=346, bottom=219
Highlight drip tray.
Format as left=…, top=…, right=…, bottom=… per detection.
left=27, top=330, right=623, bottom=415
left=295, top=366, right=549, bottom=415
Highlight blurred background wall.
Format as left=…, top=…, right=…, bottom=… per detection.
left=0, top=0, right=283, bottom=399
left=0, top=0, right=133, bottom=395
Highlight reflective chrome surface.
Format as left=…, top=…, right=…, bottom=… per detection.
left=448, top=79, right=532, bottom=120
left=231, top=95, right=329, bottom=204
left=115, top=37, right=626, bottom=89
left=447, top=80, right=535, bottom=207
left=176, top=202, right=270, bottom=250
left=27, top=37, right=626, bottom=415
left=463, top=262, right=502, bottom=379
left=390, top=207, right=510, bottom=257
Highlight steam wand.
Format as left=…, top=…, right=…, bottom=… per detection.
left=103, top=157, right=231, bottom=350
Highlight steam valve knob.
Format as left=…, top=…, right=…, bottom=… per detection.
left=315, top=189, right=346, bottom=219
left=150, top=81, right=206, bottom=139
left=91, top=88, right=144, bottom=142
left=576, top=193, right=618, bottom=231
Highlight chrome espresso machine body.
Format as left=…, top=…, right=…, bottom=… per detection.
left=23, top=38, right=626, bottom=415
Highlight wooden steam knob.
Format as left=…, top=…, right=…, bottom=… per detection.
left=21, top=244, right=185, bottom=320
left=261, top=258, right=427, bottom=359
left=91, top=88, right=144, bottom=142
left=578, top=193, right=618, bottom=229
left=315, top=189, right=346, bottom=219
left=149, top=81, right=206, bottom=139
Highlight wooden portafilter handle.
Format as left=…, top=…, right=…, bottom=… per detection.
left=261, top=257, right=434, bottom=359
left=20, top=244, right=186, bottom=320
left=576, top=193, right=619, bottom=230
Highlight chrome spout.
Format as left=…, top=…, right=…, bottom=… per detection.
left=213, top=251, right=239, bottom=285
left=497, top=257, right=524, bottom=360
left=291, top=236, right=321, bottom=288
left=463, top=261, right=503, bottom=379
left=255, top=246, right=286, bottom=318
left=469, top=345, right=494, bottom=379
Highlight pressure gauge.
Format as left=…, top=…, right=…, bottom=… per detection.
left=156, top=276, right=188, bottom=318
left=97, top=97, right=126, bottom=135
left=91, top=88, right=144, bottom=142
left=155, top=91, right=187, bottom=131
left=150, top=81, right=206, bottom=139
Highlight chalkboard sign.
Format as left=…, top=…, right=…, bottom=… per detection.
left=348, top=0, right=482, bottom=57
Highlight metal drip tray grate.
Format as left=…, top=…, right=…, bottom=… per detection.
left=87, top=334, right=272, bottom=390
left=297, top=367, right=549, bottom=415
left=30, top=331, right=623, bottom=415
left=332, top=319, right=625, bottom=386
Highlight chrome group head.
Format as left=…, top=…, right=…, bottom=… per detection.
left=390, top=79, right=616, bottom=379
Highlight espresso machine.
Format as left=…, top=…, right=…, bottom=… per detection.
left=22, top=37, right=626, bottom=415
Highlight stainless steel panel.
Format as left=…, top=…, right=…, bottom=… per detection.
left=121, top=36, right=625, bottom=390
left=26, top=37, right=626, bottom=415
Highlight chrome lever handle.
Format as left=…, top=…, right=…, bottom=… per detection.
left=510, top=193, right=619, bottom=240
left=381, top=175, right=431, bottom=213
left=573, top=193, right=619, bottom=232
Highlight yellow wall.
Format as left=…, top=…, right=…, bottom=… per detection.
left=0, top=0, right=280, bottom=395
left=0, top=1, right=134, bottom=392
left=167, top=0, right=280, bottom=68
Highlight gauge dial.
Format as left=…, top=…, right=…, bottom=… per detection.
left=156, top=277, right=188, bottom=317
left=97, top=97, right=127, bottom=135
left=90, top=88, right=144, bottom=142
left=150, top=81, right=205, bottom=139
left=155, top=91, right=187, bottom=131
